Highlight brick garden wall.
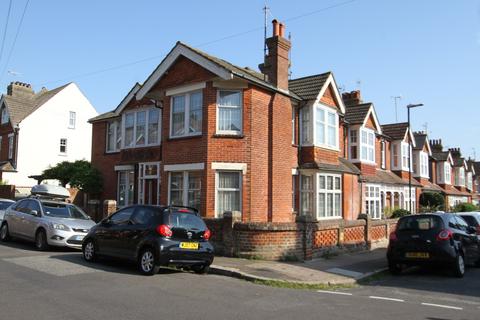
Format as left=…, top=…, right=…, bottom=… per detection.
left=205, top=216, right=397, bottom=261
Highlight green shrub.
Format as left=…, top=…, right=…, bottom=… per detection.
left=391, top=209, right=411, bottom=218
left=419, top=192, right=445, bottom=211
left=452, top=202, right=478, bottom=212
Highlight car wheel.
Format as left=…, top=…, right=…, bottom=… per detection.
left=192, top=264, right=210, bottom=275
left=0, top=223, right=10, bottom=242
left=83, top=239, right=97, bottom=262
left=35, top=229, right=49, bottom=251
left=388, top=260, right=402, bottom=275
left=138, top=248, right=160, bottom=276
left=453, top=253, right=465, bottom=278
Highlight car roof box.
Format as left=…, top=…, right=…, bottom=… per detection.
left=31, top=184, right=70, bottom=199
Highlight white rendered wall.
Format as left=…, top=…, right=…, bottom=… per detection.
left=3, top=83, right=98, bottom=187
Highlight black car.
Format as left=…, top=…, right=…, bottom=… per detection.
left=82, top=205, right=214, bottom=275
left=458, top=212, right=480, bottom=240
left=387, top=213, right=480, bottom=277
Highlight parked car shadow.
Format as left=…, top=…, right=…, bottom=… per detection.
left=361, top=265, right=480, bottom=299
left=49, top=253, right=183, bottom=276
left=0, top=238, right=78, bottom=253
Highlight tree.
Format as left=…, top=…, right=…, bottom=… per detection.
left=419, top=192, right=445, bottom=212
left=41, top=160, right=102, bottom=195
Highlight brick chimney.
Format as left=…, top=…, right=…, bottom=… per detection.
left=259, top=19, right=291, bottom=91
left=448, top=147, right=461, bottom=158
left=342, top=90, right=362, bottom=106
left=7, top=81, right=35, bottom=99
left=429, top=139, right=443, bottom=152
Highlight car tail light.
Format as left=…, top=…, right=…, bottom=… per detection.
left=203, top=228, right=211, bottom=241
left=177, top=209, right=190, bottom=213
left=476, top=226, right=480, bottom=235
left=389, top=231, right=397, bottom=241
left=436, top=229, right=453, bottom=241
left=156, top=225, right=172, bottom=237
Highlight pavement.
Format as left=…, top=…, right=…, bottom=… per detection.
left=210, top=248, right=388, bottom=285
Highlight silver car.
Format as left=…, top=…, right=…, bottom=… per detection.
left=0, top=197, right=95, bottom=250
left=0, top=198, right=15, bottom=222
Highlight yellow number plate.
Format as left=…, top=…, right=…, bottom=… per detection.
left=405, top=252, right=429, bottom=258
left=180, top=242, right=199, bottom=250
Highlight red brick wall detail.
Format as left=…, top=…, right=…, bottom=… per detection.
left=344, top=226, right=365, bottom=243
left=371, top=225, right=386, bottom=241
left=314, top=229, right=338, bottom=247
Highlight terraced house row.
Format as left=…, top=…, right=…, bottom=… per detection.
left=89, top=21, right=477, bottom=259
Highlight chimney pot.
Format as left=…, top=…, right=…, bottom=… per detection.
left=272, top=19, right=280, bottom=37
left=279, top=23, right=285, bottom=37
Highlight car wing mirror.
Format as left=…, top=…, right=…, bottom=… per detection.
left=31, top=210, right=39, bottom=217
left=467, top=226, right=476, bottom=234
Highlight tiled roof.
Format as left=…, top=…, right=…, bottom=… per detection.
left=89, top=111, right=117, bottom=122
left=431, top=151, right=450, bottom=161
left=416, top=179, right=443, bottom=192
left=413, top=132, right=427, bottom=151
left=381, top=122, right=409, bottom=140
left=2, top=83, right=70, bottom=126
left=471, top=161, right=480, bottom=174
left=180, top=42, right=302, bottom=100
left=452, top=157, right=466, bottom=168
left=288, top=72, right=330, bottom=100
left=299, top=157, right=360, bottom=175
left=344, top=103, right=371, bottom=124
left=361, top=169, right=421, bottom=186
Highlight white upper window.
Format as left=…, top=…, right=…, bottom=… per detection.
left=315, top=106, right=338, bottom=149
left=420, top=152, right=429, bottom=178
left=300, top=107, right=311, bottom=145
left=401, top=142, right=410, bottom=170
left=7, top=134, right=13, bottom=159
left=106, top=119, right=122, bottom=153
left=171, top=91, right=202, bottom=138
left=444, top=162, right=451, bottom=184
left=1, top=106, right=9, bottom=124
left=467, top=172, right=473, bottom=190
left=69, top=111, right=76, bottom=129
left=123, top=107, right=160, bottom=148
left=381, top=141, right=386, bottom=169
left=349, top=129, right=358, bottom=160
left=454, top=167, right=465, bottom=187
left=217, top=90, right=242, bottom=135
left=392, top=141, right=411, bottom=171
left=360, top=128, right=375, bottom=163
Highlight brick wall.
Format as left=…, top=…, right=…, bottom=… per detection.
left=205, top=216, right=397, bottom=261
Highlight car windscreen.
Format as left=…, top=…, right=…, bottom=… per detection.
left=167, top=212, right=206, bottom=231
left=459, top=215, right=479, bottom=226
left=42, top=202, right=90, bottom=220
left=397, top=216, right=443, bottom=232
left=0, top=201, right=13, bottom=210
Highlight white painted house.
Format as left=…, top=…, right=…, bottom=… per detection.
left=0, top=81, right=98, bottom=187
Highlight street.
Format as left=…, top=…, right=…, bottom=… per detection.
left=0, top=241, right=479, bottom=320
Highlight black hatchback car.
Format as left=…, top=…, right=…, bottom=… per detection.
left=387, top=213, right=480, bottom=277
left=82, top=205, right=214, bottom=275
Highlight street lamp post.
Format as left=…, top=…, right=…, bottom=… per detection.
left=407, top=103, right=423, bottom=214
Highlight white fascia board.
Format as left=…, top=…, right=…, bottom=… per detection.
left=164, top=162, right=205, bottom=172
left=166, top=82, right=206, bottom=96
left=115, top=83, right=142, bottom=114
left=446, top=153, right=454, bottom=165
left=211, top=162, right=247, bottom=175
left=423, top=133, right=432, bottom=155
left=362, top=105, right=382, bottom=134
left=403, top=129, right=416, bottom=148
left=114, top=165, right=135, bottom=171
left=315, top=73, right=346, bottom=114
left=136, top=43, right=232, bottom=100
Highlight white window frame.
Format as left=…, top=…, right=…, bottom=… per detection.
left=216, top=90, right=243, bottom=136
left=68, top=111, right=76, bottom=129
left=117, top=170, right=135, bottom=207
left=316, top=173, right=342, bottom=220
left=137, top=162, right=161, bottom=205
left=419, top=151, right=429, bottom=178
left=291, top=108, right=295, bottom=144
left=300, top=107, right=312, bottom=145
left=59, top=138, right=67, bottom=154
left=300, top=174, right=314, bottom=217
left=313, top=104, right=339, bottom=150
left=122, top=106, right=161, bottom=149
left=170, top=90, right=203, bottom=138
left=392, top=142, right=400, bottom=169
left=401, top=142, right=411, bottom=171
left=365, top=185, right=381, bottom=219
left=167, top=170, right=203, bottom=212
left=1, top=106, right=9, bottom=124
left=215, top=170, right=242, bottom=218
left=106, top=119, right=122, bottom=153
left=360, top=128, right=375, bottom=163
left=349, top=128, right=358, bottom=160
left=444, top=162, right=451, bottom=185
left=7, top=133, right=13, bottom=159
left=455, top=167, right=465, bottom=187
left=467, top=172, right=473, bottom=190
left=381, top=140, right=386, bottom=169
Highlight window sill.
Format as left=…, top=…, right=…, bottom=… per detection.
left=167, top=135, right=202, bottom=142
left=58, top=153, right=67, bottom=157
left=213, top=133, right=244, bottom=139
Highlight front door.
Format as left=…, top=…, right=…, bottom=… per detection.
left=142, top=179, right=158, bottom=205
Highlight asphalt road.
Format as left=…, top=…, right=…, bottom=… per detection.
left=0, top=240, right=479, bottom=320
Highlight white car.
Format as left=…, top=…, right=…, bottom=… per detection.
left=0, top=198, right=15, bottom=222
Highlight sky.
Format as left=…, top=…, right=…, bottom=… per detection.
left=0, top=0, right=479, bottom=158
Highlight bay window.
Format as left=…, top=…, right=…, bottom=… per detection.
left=123, top=107, right=160, bottom=148
left=467, top=172, right=473, bottom=190
left=217, top=90, right=242, bottom=134
left=315, top=106, right=338, bottom=148
left=169, top=171, right=202, bottom=212
left=106, top=120, right=122, bottom=152
left=300, top=175, right=314, bottom=217
left=216, top=171, right=241, bottom=217
left=381, top=141, right=386, bottom=169
left=454, top=167, right=465, bottom=186
left=392, top=143, right=399, bottom=168
left=8, top=134, right=13, bottom=159
left=391, top=142, right=411, bottom=171
left=171, top=91, right=203, bottom=137
left=365, top=185, right=381, bottom=219
left=401, top=143, right=410, bottom=170
left=300, top=107, right=311, bottom=144
left=420, top=152, right=429, bottom=178
left=360, top=128, right=375, bottom=163
left=349, top=129, right=358, bottom=160
left=1, top=106, right=9, bottom=124
left=444, top=162, right=451, bottom=184
left=317, top=173, right=341, bottom=219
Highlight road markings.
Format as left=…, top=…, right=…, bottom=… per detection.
left=421, top=303, right=463, bottom=310
left=369, top=296, right=405, bottom=302
left=317, top=290, right=353, bottom=296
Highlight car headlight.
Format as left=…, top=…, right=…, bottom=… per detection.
left=51, top=223, right=70, bottom=231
